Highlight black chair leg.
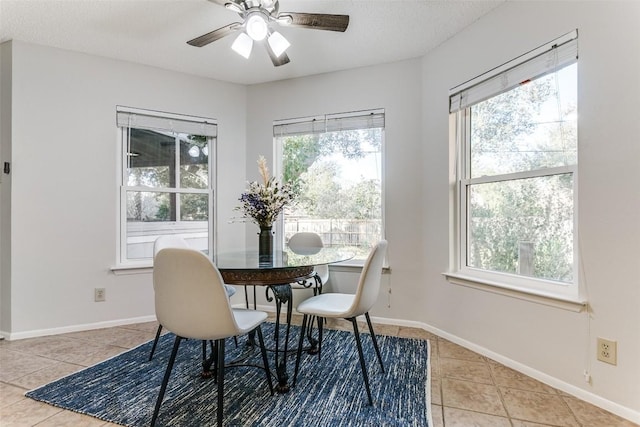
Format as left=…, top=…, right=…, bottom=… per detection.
left=212, top=340, right=219, bottom=381
left=365, top=312, right=384, bottom=372
left=317, top=316, right=323, bottom=360
left=293, top=314, right=309, bottom=387
left=350, top=317, right=373, bottom=405
left=216, top=338, right=225, bottom=427
left=151, top=336, right=182, bottom=426
left=149, top=324, right=163, bottom=361
left=256, top=325, right=274, bottom=395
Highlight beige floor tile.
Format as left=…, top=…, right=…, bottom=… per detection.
left=288, top=315, right=304, bottom=326
left=0, top=397, right=62, bottom=426
left=323, top=318, right=353, bottom=331
left=431, top=377, right=442, bottom=405
left=79, top=346, right=129, bottom=367
left=443, top=406, right=511, bottom=427
left=63, top=327, right=129, bottom=344
left=511, top=420, right=566, bottom=427
left=440, top=358, right=493, bottom=385
left=398, top=326, right=436, bottom=341
left=0, top=350, right=52, bottom=382
left=396, top=326, right=438, bottom=341
left=372, top=323, right=400, bottom=337
left=108, top=330, right=157, bottom=349
left=490, top=362, right=557, bottom=395
left=40, top=342, right=128, bottom=367
left=8, top=360, right=84, bottom=390
left=1, top=336, right=115, bottom=367
left=438, top=340, right=484, bottom=362
left=33, top=410, right=109, bottom=426
left=0, top=382, right=28, bottom=408
left=441, top=377, right=507, bottom=416
left=429, top=354, right=440, bottom=380
left=431, top=404, right=444, bottom=427
left=0, top=336, right=64, bottom=354
left=501, top=387, right=579, bottom=426
left=64, top=328, right=154, bottom=349
left=563, top=396, right=639, bottom=427
left=119, top=321, right=160, bottom=333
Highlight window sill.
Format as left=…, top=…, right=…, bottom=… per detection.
left=111, top=264, right=153, bottom=275
left=330, top=262, right=391, bottom=273
left=443, top=272, right=587, bottom=312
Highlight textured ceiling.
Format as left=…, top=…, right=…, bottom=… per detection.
left=0, top=0, right=504, bottom=85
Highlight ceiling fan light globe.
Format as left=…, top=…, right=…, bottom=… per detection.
left=231, top=32, right=253, bottom=58
left=268, top=31, right=290, bottom=57
left=246, top=14, right=268, bottom=41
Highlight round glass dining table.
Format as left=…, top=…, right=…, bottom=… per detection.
left=214, top=247, right=354, bottom=285
left=211, top=246, right=354, bottom=393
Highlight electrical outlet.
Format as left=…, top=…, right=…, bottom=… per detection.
left=597, top=338, right=617, bottom=365
left=94, top=288, right=106, bottom=302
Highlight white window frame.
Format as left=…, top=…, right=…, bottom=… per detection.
left=273, top=109, right=386, bottom=267
left=115, top=106, right=217, bottom=268
left=446, top=31, right=585, bottom=308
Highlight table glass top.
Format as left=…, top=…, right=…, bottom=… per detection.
left=214, top=247, right=354, bottom=270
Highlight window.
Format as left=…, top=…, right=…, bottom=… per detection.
left=274, top=109, right=384, bottom=263
left=449, top=31, right=578, bottom=298
left=116, top=107, right=216, bottom=265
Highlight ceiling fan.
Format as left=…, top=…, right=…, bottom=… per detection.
left=187, top=0, right=349, bottom=66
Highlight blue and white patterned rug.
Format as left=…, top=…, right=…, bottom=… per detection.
left=26, top=323, right=431, bottom=426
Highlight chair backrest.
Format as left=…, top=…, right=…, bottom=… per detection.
left=349, top=240, right=388, bottom=317
left=288, top=232, right=323, bottom=255
left=154, top=235, right=190, bottom=258
left=288, top=232, right=329, bottom=284
left=153, top=247, right=239, bottom=340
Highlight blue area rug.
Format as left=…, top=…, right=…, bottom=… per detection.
left=26, top=323, right=431, bottom=426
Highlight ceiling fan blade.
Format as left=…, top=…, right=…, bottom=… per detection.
left=279, top=12, right=349, bottom=32
left=265, top=42, right=290, bottom=67
left=187, top=22, right=242, bottom=47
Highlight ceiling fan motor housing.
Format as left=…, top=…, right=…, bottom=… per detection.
left=191, top=0, right=350, bottom=66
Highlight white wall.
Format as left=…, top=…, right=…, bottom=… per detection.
left=421, top=0, right=639, bottom=419
left=1, top=41, right=248, bottom=336
left=0, top=42, right=13, bottom=332
left=245, top=59, right=426, bottom=319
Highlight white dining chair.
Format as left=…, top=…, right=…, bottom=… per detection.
left=287, top=232, right=329, bottom=354
left=287, top=232, right=329, bottom=292
left=293, top=240, right=387, bottom=405
left=149, top=235, right=237, bottom=361
left=150, top=247, right=273, bottom=427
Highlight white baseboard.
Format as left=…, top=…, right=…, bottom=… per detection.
left=1, top=315, right=158, bottom=341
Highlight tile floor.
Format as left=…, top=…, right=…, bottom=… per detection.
left=0, top=315, right=637, bottom=427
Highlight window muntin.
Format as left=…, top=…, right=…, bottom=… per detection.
left=275, top=110, right=384, bottom=263
left=453, top=34, right=578, bottom=295
left=117, top=108, right=215, bottom=264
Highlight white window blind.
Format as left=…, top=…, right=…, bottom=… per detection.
left=116, top=106, right=217, bottom=137
left=273, top=109, right=385, bottom=136
left=449, top=30, right=578, bottom=113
